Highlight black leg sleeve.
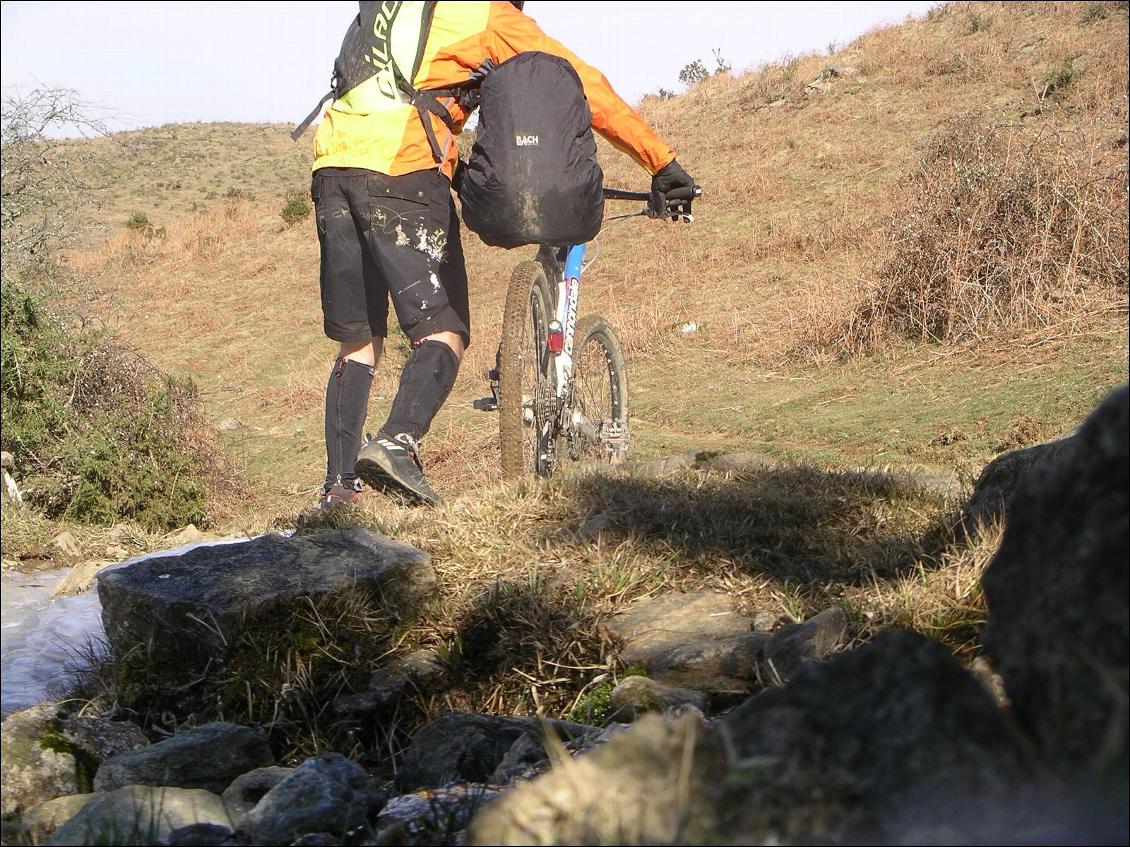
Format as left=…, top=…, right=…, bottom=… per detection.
left=380, top=340, right=460, bottom=442
left=324, top=356, right=374, bottom=488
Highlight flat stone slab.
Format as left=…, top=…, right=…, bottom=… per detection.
left=97, top=528, right=434, bottom=664
left=649, top=632, right=771, bottom=692
left=602, top=592, right=754, bottom=668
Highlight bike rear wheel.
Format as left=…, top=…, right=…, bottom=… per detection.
left=499, top=261, right=553, bottom=478
left=560, top=314, right=630, bottom=468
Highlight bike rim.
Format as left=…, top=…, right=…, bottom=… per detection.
left=569, top=331, right=623, bottom=462
left=518, top=288, right=551, bottom=474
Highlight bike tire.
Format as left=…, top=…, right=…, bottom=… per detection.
left=560, top=314, right=630, bottom=468
left=499, top=261, right=553, bottom=479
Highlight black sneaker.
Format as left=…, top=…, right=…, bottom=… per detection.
left=355, top=432, right=443, bottom=507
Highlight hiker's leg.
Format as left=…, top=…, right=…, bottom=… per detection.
left=315, top=169, right=390, bottom=490
left=367, top=171, right=471, bottom=443
left=323, top=337, right=383, bottom=490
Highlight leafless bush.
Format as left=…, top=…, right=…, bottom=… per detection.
left=819, top=117, right=1128, bottom=355
left=1, top=87, right=107, bottom=278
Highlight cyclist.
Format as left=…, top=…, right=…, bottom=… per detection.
left=309, top=0, right=697, bottom=508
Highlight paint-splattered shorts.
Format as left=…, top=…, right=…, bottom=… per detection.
left=311, top=167, right=471, bottom=346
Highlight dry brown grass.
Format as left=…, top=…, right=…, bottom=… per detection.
left=810, top=117, right=1128, bottom=356
left=24, top=6, right=1126, bottom=751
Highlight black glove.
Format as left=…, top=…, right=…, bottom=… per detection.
left=648, top=158, right=696, bottom=219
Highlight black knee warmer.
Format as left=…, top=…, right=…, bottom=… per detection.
left=324, top=357, right=374, bottom=488
left=381, top=340, right=460, bottom=442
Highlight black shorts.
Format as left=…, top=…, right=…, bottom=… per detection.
left=311, top=167, right=471, bottom=346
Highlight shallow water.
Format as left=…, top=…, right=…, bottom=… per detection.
left=1, top=537, right=257, bottom=716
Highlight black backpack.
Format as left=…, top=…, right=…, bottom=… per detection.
left=458, top=52, right=605, bottom=249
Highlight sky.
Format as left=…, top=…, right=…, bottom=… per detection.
left=1, top=1, right=938, bottom=134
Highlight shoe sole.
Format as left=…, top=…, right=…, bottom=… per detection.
left=356, top=452, right=442, bottom=508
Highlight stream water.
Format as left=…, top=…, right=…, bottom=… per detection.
left=1, top=537, right=254, bottom=716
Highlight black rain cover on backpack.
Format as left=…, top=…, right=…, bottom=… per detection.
left=459, top=52, right=604, bottom=249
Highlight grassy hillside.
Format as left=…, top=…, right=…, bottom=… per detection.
left=4, top=0, right=1125, bottom=758
left=60, top=1, right=1127, bottom=523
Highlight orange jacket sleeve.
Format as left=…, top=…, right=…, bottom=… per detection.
left=483, top=2, right=676, bottom=176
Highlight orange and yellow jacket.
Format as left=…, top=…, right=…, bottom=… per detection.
left=311, top=1, right=675, bottom=180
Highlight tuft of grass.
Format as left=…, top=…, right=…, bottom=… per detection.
left=280, top=190, right=311, bottom=226
left=125, top=212, right=152, bottom=232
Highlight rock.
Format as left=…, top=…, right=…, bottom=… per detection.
left=20, top=793, right=96, bottom=843
left=716, top=629, right=1034, bottom=843
left=333, top=650, right=444, bottom=717
left=1, top=450, right=13, bottom=469
left=163, top=822, right=240, bottom=845
left=699, top=451, right=776, bottom=474
left=94, top=722, right=273, bottom=794
left=217, top=418, right=242, bottom=433
left=621, top=450, right=697, bottom=478
left=97, top=528, right=434, bottom=668
left=167, top=524, right=209, bottom=546
left=377, top=784, right=503, bottom=841
left=44, top=785, right=232, bottom=846
left=489, top=732, right=552, bottom=784
left=648, top=632, right=770, bottom=692
left=241, top=753, right=380, bottom=846
left=960, top=434, right=1074, bottom=532
left=982, top=385, right=1128, bottom=777
left=752, top=610, right=781, bottom=631
left=52, top=560, right=114, bottom=597
left=602, top=591, right=754, bottom=668
left=469, top=710, right=726, bottom=845
left=969, top=656, right=1009, bottom=708
left=2, top=468, right=23, bottom=504
left=221, top=766, right=293, bottom=819
left=397, top=714, right=529, bottom=792
left=290, top=834, right=340, bottom=846
left=1, top=705, right=81, bottom=817
left=822, top=64, right=858, bottom=78
left=761, top=606, right=849, bottom=683
left=59, top=714, right=149, bottom=762
left=0, top=705, right=154, bottom=818
left=50, top=531, right=82, bottom=558
left=609, top=676, right=707, bottom=720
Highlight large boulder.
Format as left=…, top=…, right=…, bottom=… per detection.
left=93, top=722, right=273, bottom=794
left=961, top=435, right=1075, bottom=532
left=97, top=528, right=434, bottom=666
left=239, top=753, right=382, bottom=845
left=982, top=385, right=1129, bottom=781
left=44, top=785, right=232, bottom=846
left=716, top=629, right=1035, bottom=843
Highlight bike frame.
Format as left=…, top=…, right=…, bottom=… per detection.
left=550, top=243, right=586, bottom=404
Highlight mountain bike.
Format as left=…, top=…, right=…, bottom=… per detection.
left=474, top=185, right=701, bottom=478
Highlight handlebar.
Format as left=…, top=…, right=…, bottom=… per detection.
left=602, top=186, right=703, bottom=203
left=602, top=185, right=702, bottom=223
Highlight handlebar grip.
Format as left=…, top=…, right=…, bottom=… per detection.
left=665, top=185, right=703, bottom=203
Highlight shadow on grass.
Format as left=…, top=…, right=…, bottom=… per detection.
left=566, top=462, right=958, bottom=587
